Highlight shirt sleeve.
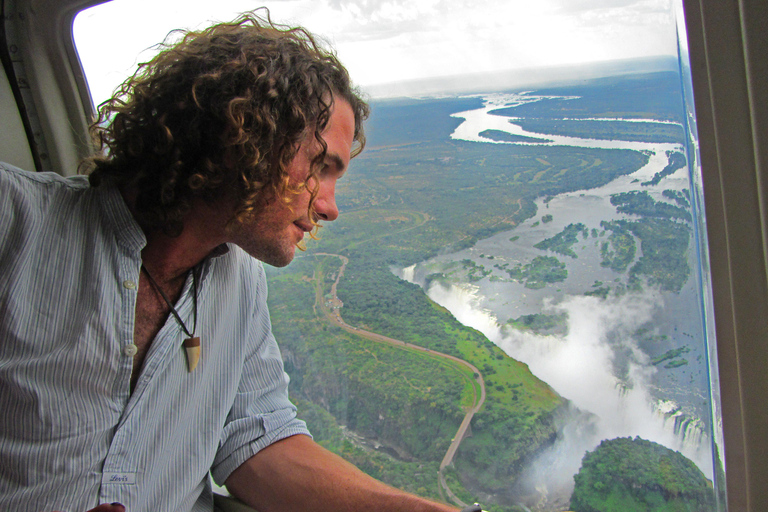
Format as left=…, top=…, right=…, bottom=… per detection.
left=210, top=261, right=311, bottom=485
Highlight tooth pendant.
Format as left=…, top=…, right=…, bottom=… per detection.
left=184, top=337, right=201, bottom=372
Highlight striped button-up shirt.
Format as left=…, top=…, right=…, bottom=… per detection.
left=0, top=163, right=310, bottom=512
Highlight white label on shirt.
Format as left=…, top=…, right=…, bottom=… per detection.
left=102, top=472, right=136, bottom=485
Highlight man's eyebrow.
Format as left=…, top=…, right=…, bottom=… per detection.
left=325, top=153, right=347, bottom=173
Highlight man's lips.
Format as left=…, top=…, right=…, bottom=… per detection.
left=295, top=221, right=314, bottom=233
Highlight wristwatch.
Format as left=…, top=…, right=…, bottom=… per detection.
left=460, top=505, right=483, bottom=512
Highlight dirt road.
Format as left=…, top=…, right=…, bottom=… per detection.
left=314, top=253, right=486, bottom=507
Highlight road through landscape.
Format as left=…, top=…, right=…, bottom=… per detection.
left=314, top=253, right=486, bottom=507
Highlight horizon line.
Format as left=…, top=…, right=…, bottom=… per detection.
left=361, top=54, right=680, bottom=99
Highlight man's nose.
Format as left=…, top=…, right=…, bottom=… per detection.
left=314, top=183, right=339, bottom=222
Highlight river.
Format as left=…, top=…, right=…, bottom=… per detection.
left=398, top=93, right=718, bottom=497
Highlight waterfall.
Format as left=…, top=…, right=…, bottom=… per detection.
left=413, top=278, right=713, bottom=484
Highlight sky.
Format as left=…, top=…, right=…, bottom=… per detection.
left=73, top=0, right=680, bottom=104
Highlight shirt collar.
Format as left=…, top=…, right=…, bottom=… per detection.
left=209, top=244, right=230, bottom=258
left=97, top=181, right=231, bottom=277
left=97, top=180, right=147, bottom=254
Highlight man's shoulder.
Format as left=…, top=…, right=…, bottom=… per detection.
left=0, top=162, right=90, bottom=194
left=0, top=163, right=112, bottom=245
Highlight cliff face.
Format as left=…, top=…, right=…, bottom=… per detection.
left=455, top=401, right=563, bottom=497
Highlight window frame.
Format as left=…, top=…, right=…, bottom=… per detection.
left=683, top=0, right=768, bottom=509
left=0, top=0, right=103, bottom=175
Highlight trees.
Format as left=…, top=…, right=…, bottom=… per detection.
left=570, top=437, right=714, bottom=512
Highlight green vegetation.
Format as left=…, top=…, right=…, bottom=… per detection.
left=600, top=222, right=637, bottom=272
left=479, top=129, right=552, bottom=144
left=598, top=217, right=690, bottom=293
left=541, top=214, right=553, bottom=223
left=332, top=137, right=649, bottom=262
left=610, top=190, right=691, bottom=222
left=534, top=223, right=588, bottom=258
left=339, top=260, right=463, bottom=356
left=488, top=71, right=685, bottom=122
left=295, top=397, right=445, bottom=500
left=584, top=286, right=611, bottom=299
left=642, top=151, right=687, bottom=186
left=507, top=312, right=569, bottom=336
left=461, top=259, right=493, bottom=282
left=625, top=219, right=691, bottom=292
left=524, top=256, right=568, bottom=288
left=570, top=437, right=714, bottom=512
left=269, top=248, right=562, bottom=510
left=635, top=328, right=669, bottom=345
left=365, top=96, right=484, bottom=147
left=269, top=262, right=468, bottom=496
left=497, top=256, right=568, bottom=289
left=663, top=189, right=691, bottom=208
left=512, top=119, right=685, bottom=144
left=595, top=173, right=693, bottom=293
left=652, top=346, right=691, bottom=366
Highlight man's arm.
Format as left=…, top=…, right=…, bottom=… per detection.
left=225, top=434, right=459, bottom=512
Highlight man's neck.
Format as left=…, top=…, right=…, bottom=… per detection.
left=121, top=187, right=228, bottom=283
left=140, top=231, right=215, bottom=283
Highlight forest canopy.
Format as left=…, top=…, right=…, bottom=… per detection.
left=570, top=437, right=714, bottom=512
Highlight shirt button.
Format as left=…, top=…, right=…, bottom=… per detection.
left=123, top=280, right=137, bottom=290
left=124, top=344, right=138, bottom=357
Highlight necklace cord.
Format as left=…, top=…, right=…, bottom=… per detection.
left=141, top=265, right=198, bottom=338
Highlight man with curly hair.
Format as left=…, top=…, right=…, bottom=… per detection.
left=0, top=11, right=470, bottom=512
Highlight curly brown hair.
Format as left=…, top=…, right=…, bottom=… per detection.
left=83, top=9, right=369, bottom=237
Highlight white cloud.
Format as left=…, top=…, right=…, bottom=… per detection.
left=74, top=0, right=681, bottom=103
